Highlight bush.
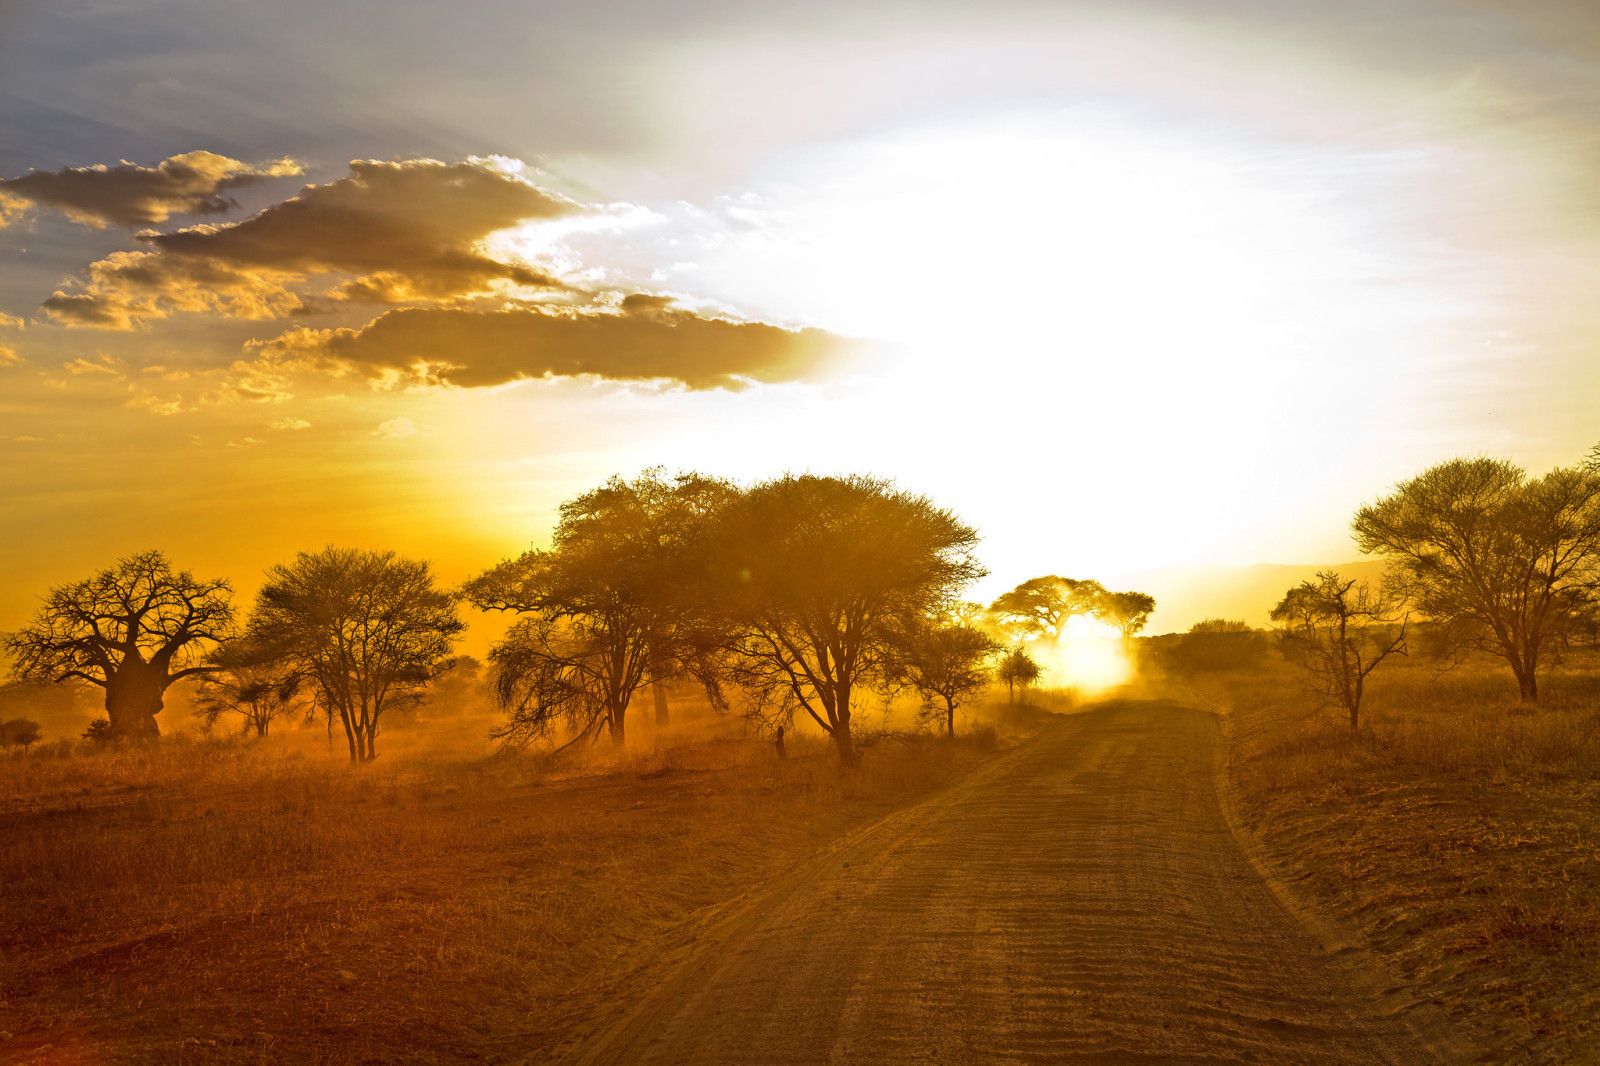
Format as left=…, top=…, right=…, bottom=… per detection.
left=1166, top=618, right=1268, bottom=673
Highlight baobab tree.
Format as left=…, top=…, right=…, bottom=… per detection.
left=706, top=474, right=984, bottom=765
left=4, top=550, right=234, bottom=738
left=1353, top=455, right=1600, bottom=701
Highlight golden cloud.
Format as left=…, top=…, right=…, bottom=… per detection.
left=252, top=296, right=857, bottom=390
left=0, top=151, right=301, bottom=229
left=42, top=158, right=576, bottom=329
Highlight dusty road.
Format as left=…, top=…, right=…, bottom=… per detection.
left=571, top=701, right=1461, bottom=1065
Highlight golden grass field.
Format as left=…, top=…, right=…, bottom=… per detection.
left=1173, top=649, right=1600, bottom=1064
left=0, top=701, right=1026, bottom=1065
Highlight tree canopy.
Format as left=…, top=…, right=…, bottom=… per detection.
left=889, top=621, right=1001, bottom=737
left=4, top=550, right=234, bottom=738
left=1353, top=456, right=1600, bottom=701
left=988, top=576, right=1106, bottom=643
left=464, top=470, right=732, bottom=748
left=706, top=474, right=984, bottom=764
left=1097, top=590, right=1156, bottom=640
left=247, top=546, right=463, bottom=762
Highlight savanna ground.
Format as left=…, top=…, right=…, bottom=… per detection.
left=1167, top=648, right=1600, bottom=1064
left=0, top=699, right=1037, bottom=1065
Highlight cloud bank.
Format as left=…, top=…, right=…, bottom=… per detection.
left=0, top=151, right=302, bottom=229
left=255, top=296, right=852, bottom=390
left=42, top=158, right=575, bottom=328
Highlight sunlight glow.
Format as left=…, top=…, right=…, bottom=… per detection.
left=1029, top=615, right=1136, bottom=697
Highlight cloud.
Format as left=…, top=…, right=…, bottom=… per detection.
left=373, top=417, right=419, bottom=438
left=267, top=417, right=311, bottom=431
left=253, top=295, right=858, bottom=390
left=42, top=157, right=577, bottom=329
left=0, top=346, right=20, bottom=367
left=0, top=151, right=301, bottom=229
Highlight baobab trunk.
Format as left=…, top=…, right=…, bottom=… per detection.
left=104, top=668, right=165, bottom=739
left=653, top=682, right=670, bottom=726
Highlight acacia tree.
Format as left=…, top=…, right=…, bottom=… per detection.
left=706, top=474, right=984, bottom=766
left=465, top=470, right=731, bottom=749
left=1270, top=571, right=1407, bottom=731
left=889, top=622, right=1000, bottom=737
left=193, top=643, right=302, bottom=738
left=996, top=646, right=1041, bottom=702
left=1353, top=456, right=1600, bottom=701
left=0, top=718, right=42, bottom=752
left=4, top=550, right=234, bottom=738
left=988, top=576, right=1106, bottom=644
left=248, top=547, right=463, bottom=763
left=1098, top=590, right=1157, bottom=641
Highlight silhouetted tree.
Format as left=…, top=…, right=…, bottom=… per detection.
left=1098, top=590, right=1157, bottom=641
left=4, top=550, right=234, bottom=738
left=996, top=646, right=1041, bottom=702
left=890, top=622, right=1001, bottom=737
left=465, top=470, right=732, bottom=749
left=705, top=474, right=984, bottom=766
left=1353, top=456, right=1600, bottom=701
left=248, top=547, right=464, bottom=763
left=988, top=576, right=1105, bottom=643
left=421, top=655, right=491, bottom=717
left=1271, top=572, right=1407, bottom=731
left=0, top=717, right=41, bottom=752
left=193, top=642, right=301, bottom=738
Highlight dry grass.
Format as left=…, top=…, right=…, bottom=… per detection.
left=1168, top=651, right=1600, bottom=1063
left=0, top=703, right=1017, bottom=1064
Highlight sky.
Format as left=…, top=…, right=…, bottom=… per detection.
left=2, top=0, right=1599, bottom=640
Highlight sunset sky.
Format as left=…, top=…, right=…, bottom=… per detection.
left=3, top=0, right=1598, bottom=639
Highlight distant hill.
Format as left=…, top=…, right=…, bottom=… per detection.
left=1111, top=560, right=1391, bottom=635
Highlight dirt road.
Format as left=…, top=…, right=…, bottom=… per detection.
left=570, top=701, right=1462, bottom=1065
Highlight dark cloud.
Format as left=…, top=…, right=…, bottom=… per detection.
left=41, top=158, right=576, bottom=329
left=0, top=151, right=302, bottom=229
left=254, top=298, right=858, bottom=390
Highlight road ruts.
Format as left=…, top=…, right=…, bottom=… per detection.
left=571, top=701, right=1458, bottom=1066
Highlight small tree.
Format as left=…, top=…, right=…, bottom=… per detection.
left=1098, top=590, right=1156, bottom=641
left=193, top=644, right=301, bottom=738
left=4, top=550, right=234, bottom=738
left=890, top=623, right=1001, bottom=737
left=0, top=718, right=42, bottom=752
left=248, top=547, right=464, bottom=763
left=1354, top=455, right=1600, bottom=701
left=1270, top=572, right=1407, bottom=731
left=997, top=647, right=1041, bottom=703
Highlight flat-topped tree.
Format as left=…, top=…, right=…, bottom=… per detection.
left=4, top=550, right=234, bottom=738
left=988, top=575, right=1106, bottom=644
left=1098, top=590, right=1156, bottom=641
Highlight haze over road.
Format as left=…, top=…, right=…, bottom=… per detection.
left=573, top=701, right=1461, bottom=1065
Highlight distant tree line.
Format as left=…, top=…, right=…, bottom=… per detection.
left=2, top=470, right=1160, bottom=763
